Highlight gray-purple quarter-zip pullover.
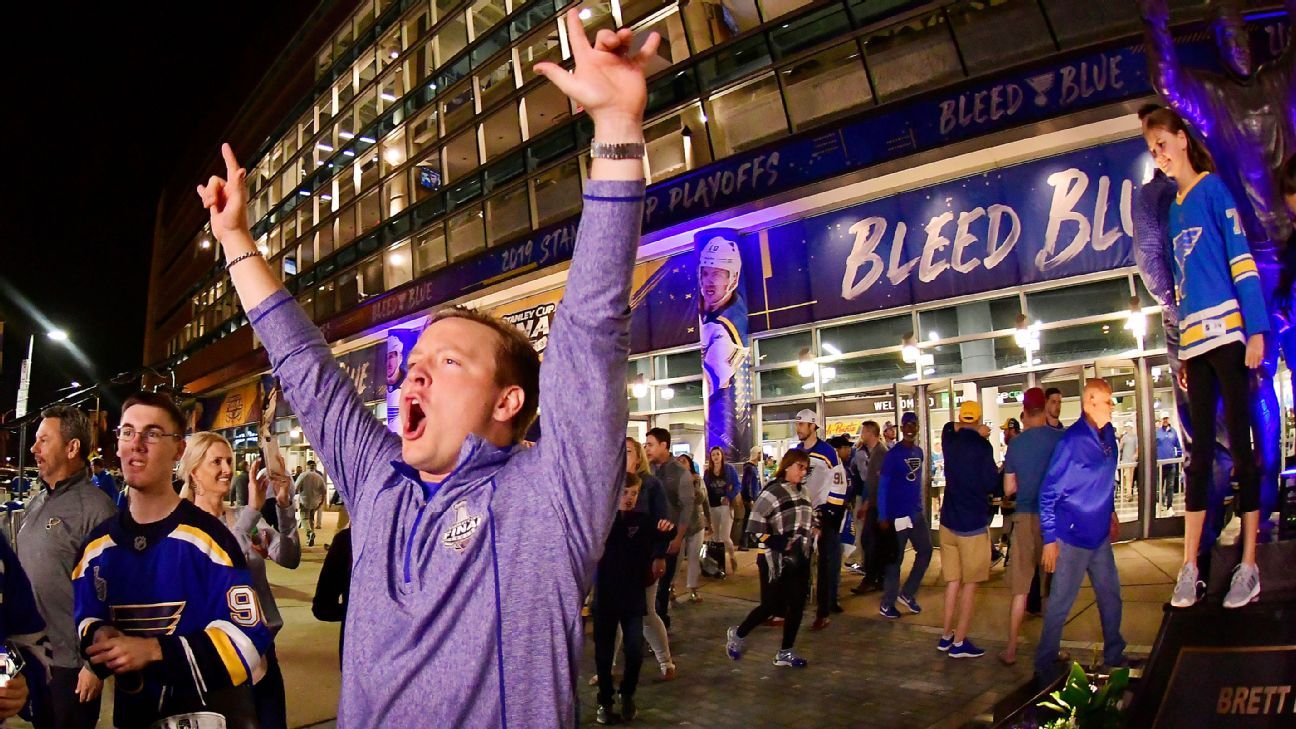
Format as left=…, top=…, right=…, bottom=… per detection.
left=247, top=179, right=644, bottom=727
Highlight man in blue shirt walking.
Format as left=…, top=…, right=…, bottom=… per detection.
left=998, top=388, right=1063, bottom=666
left=1035, top=378, right=1128, bottom=682
left=876, top=412, right=930, bottom=619
left=1155, top=416, right=1181, bottom=511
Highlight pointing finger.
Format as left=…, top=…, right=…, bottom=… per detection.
left=564, top=9, right=591, bottom=61
left=221, top=143, right=243, bottom=179
left=634, top=31, right=662, bottom=66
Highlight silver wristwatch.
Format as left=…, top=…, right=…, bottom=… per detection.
left=590, top=141, right=646, bottom=159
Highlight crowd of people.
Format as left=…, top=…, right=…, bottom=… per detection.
left=0, top=10, right=1278, bottom=729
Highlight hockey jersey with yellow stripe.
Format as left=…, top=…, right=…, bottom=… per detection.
left=1169, top=173, right=1269, bottom=360
left=73, top=498, right=271, bottom=727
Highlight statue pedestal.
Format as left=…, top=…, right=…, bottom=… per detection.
left=1206, top=531, right=1296, bottom=600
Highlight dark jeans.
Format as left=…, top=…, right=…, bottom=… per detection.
left=654, top=553, right=678, bottom=629
left=757, top=553, right=784, bottom=618
left=1160, top=463, right=1180, bottom=510
left=881, top=517, right=932, bottom=609
left=1186, top=342, right=1258, bottom=513
left=815, top=527, right=842, bottom=619
left=593, top=612, right=644, bottom=707
left=861, top=505, right=884, bottom=584
left=43, top=666, right=101, bottom=729
left=738, top=557, right=809, bottom=650
left=1035, top=540, right=1125, bottom=679
left=253, top=644, right=287, bottom=729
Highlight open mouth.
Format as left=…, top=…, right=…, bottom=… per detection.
left=403, top=396, right=428, bottom=441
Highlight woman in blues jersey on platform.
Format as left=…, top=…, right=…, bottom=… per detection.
left=1142, top=107, right=1269, bottom=610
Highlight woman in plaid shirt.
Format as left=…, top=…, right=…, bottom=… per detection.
left=726, top=449, right=815, bottom=668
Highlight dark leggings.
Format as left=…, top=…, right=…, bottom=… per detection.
left=1185, top=342, right=1258, bottom=514
left=738, top=558, right=808, bottom=650
left=254, top=644, right=288, bottom=729
left=593, top=612, right=644, bottom=707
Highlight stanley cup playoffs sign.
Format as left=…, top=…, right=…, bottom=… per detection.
left=696, top=228, right=753, bottom=462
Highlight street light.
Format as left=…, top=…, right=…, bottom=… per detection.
left=46, top=329, right=68, bottom=342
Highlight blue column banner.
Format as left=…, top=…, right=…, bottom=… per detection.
left=696, top=228, right=753, bottom=462
left=384, top=327, right=421, bottom=432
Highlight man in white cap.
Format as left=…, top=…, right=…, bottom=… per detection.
left=793, top=410, right=848, bottom=630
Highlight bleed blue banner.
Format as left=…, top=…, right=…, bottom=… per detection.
left=632, top=136, right=1150, bottom=350
left=695, top=229, right=753, bottom=462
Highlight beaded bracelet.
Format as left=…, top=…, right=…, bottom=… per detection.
left=225, top=250, right=263, bottom=271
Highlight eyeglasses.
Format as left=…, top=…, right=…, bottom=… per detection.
left=114, top=427, right=184, bottom=444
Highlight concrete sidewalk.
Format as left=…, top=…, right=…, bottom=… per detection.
left=26, top=511, right=1184, bottom=728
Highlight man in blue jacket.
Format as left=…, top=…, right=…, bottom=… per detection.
left=937, top=401, right=998, bottom=659
left=1035, top=378, right=1128, bottom=682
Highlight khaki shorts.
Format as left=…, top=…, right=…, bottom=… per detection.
left=1007, top=513, right=1043, bottom=596
left=939, top=527, right=990, bottom=584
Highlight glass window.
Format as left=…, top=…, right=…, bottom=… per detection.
left=523, top=82, right=571, bottom=139
left=385, top=240, right=414, bottom=289
left=517, top=25, right=563, bottom=84
left=470, top=0, right=508, bottom=39
left=412, top=149, right=444, bottom=201
left=823, top=352, right=913, bottom=391
left=576, top=0, right=616, bottom=34
left=947, top=0, right=1055, bottom=75
left=780, top=41, right=873, bottom=131
left=919, top=296, right=1021, bottom=340
left=315, top=279, right=338, bottom=320
left=654, top=350, right=703, bottom=379
left=357, top=52, right=379, bottom=90
left=1040, top=0, right=1138, bottom=49
left=447, top=207, right=487, bottom=260
left=335, top=21, right=355, bottom=61
left=338, top=204, right=358, bottom=245
left=338, top=270, right=362, bottom=310
left=486, top=184, right=531, bottom=244
left=758, top=366, right=815, bottom=399
left=436, top=12, right=469, bottom=66
left=414, top=223, right=448, bottom=275
left=819, top=314, right=912, bottom=356
left=381, top=129, right=407, bottom=175
left=532, top=159, right=582, bottom=226
left=410, top=106, right=440, bottom=155
left=682, top=0, right=761, bottom=53
left=360, top=188, right=383, bottom=231
left=926, top=335, right=1021, bottom=377
left=403, top=4, right=432, bottom=46
left=317, top=48, right=334, bottom=81
left=620, top=0, right=662, bottom=25
left=705, top=73, right=787, bottom=157
left=354, top=0, right=376, bottom=37
left=442, top=82, right=477, bottom=134
left=645, top=103, right=711, bottom=183
left=378, top=26, right=403, bottom=71
left=359, top=256, right=384, bottom=299
left=759, top=0, right=814, bottom=21
left=1036, top=321, right=1138, bottom=365
left=358, top=149, right=383, bottom=192
left=444, top=129, right=480, bottom=182
left=379, top=69, right=406, bottom=110
left=657, top=380, right=704, bottom=409
left=478, top=55, right=516, bottom=111
left=482, top=104, right=522, bottom=160
left=769, top=5, right=848, bottom=58
left=632, top=8, right=690, bottom=76
left=316, top=220, right=336, bottom=259
left=386, top=174, right=410, bottom=217
left=757, top=330, right=812, bottom=365
left=1026, top=278, right=1131, bottom=324
left=863, top=11, right=964, bottom=102
left=300, top=233, right=317, bottom=270
left=356, top=89, right=379, bottom=132
left=335, top=75, right=356, bottom=112
left=696, top=34, right=771, bottom=91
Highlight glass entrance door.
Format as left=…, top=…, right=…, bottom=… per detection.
left=1147, top=356, right=1186, bottom=537
left=1095, top=360, right=1144, bottom=541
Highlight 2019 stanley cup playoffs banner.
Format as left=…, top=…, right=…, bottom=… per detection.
left=696, top=229, right=753, bottom=462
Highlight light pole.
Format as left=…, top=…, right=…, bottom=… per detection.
left=14, top=328, right=72, bottom=498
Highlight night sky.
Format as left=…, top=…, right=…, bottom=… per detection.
left=0, top=1, right=319, bottom=425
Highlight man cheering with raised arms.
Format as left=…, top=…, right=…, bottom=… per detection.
left=196, top=12, right=658, bottom=727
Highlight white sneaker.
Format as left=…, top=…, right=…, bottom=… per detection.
left=1223, top=563, right=1260, bottom=609
left=1170, top=563, right=1201, bottom=608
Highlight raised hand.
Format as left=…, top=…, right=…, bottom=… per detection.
left=533, top=10, right=660, bottom=136
left=196, top=144, right=250, bottom=244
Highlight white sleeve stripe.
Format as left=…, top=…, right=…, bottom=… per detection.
left=208, top=619, right=263, bottom=677
left=1229, top=253, right=1255, bottom=264
left=77, top=618, right=100, bottom=639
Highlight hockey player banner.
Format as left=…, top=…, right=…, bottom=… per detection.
left=696, top=228, right=753, bottom=463
left=384, top=327, right=420, bottom=433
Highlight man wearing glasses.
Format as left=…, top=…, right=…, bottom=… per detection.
left=72, top=392, right=271, bottom=727
left=18, top=405, right=116, bottom=729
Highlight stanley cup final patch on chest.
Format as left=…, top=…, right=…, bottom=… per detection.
left=441, top=501, right=483, bottom=553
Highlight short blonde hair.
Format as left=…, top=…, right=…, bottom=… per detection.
left=177, top=431, right=232, bottom=501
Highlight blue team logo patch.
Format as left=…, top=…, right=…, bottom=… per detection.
left=441, top=501, right=482, bottom=554
left=110, top=601, right=186, bottom=636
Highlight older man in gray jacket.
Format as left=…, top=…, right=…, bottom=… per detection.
left=19, top=405, right=116, bottom=728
